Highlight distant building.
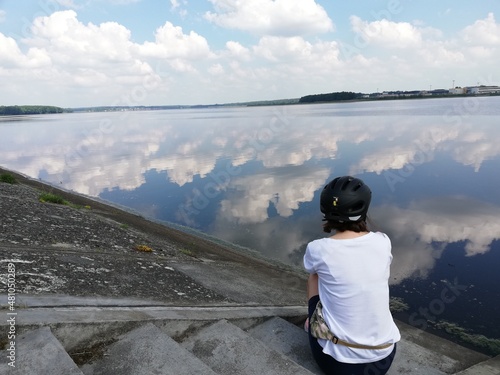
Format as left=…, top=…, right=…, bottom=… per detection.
left=402, top=90, right=421, bottom=97
left=378, top=90, right=423, bottom=98
left=428, top=89, right=449, bottom=96
left=467, top=85, right=500, bottom=95
left=366, top=84, right=500, bottom=99
left=449, top=87, right=466, bottom=95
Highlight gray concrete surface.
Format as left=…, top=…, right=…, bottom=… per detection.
left=248, top=316, right=322, bottom=374
left=80, top=323, right=219, bottom=375
left=181, top=319, right=315, bottom=375
left=394, top=320, right=490, bottom=373
left=454, top=355, right=500, bottom=375
left=0, top=327, right=83, bottom=375
left=174, top=260, right=306, bottom=305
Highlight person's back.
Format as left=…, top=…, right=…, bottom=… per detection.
left=304, top=176, right=400, bottom=375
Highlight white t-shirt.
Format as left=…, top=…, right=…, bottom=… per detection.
left=303, top=231, right=401, bottom=363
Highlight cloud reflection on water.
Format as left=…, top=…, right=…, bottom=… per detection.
left=219, top=167, right=330, bottom=224
left=1, top=98, right=500, bottom=281
left=373, top=196, right=500, bottom=284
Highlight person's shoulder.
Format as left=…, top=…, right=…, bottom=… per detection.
left=370, top=231, right=392, bottom=243
left=307, top=237, right=330, bottom=249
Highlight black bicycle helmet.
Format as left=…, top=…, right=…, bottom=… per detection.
left=320, top=176, right=371, bottom=222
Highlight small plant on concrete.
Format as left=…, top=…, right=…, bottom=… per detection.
left=180, top=248, right=195, bottom=257
left=39, top=192, right=68, bottom=205
left=0, top=173, right=17, bottom=184
left=135, top=244, right=153, bottom=252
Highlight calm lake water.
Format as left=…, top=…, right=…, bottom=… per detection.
left=1, top=97, right=500, bottom=353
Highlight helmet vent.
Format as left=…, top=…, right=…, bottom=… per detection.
left=353, top=183, right=362, bottom=191
left=341, top=179, right=351, bottom=191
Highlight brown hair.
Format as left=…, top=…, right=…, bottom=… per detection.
left=323, top=217, right=369, bottom=233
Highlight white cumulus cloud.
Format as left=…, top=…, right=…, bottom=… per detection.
left=350, top=16, right=423, bottom=49
left=205, top=0, right=333, bottom=36
left=461, top=13, right=500, bottom=46
left=225, top=41, right=251, bottom=61
left=0, top=33, right=50, bottom=68
left=135, top=21, right=210, bottom=60
left=28, top=11, right=133, bottom=62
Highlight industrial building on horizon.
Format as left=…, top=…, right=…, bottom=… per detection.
left=371, top=84, right=500, bottom=99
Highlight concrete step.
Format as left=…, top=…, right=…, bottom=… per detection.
left=180, top=319, right=315, bottom=375
left=247, top=317, right=449, bottom=375
left=0, top=298, right=495, bottom=375
left=0, top=326, right=83, bottom=375
left=247, top=317, right=494, bottom=375
left=389, top=321, right=491, bottom=375
left=80, top=322, right=219, bottom=375
left=454, top=354, right=500, bottom=375
left=248, top=316, right=322, bottom=374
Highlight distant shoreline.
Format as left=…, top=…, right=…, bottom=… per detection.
left=2, top=91, right=499, bottom=115
left=67, top=92, right=500, bottom=112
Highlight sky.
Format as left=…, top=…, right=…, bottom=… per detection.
left=0, top=0, right=499, bottom=107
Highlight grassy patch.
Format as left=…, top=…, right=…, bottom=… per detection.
left=180, top=248, right=196, bottom=257
left=0, top=339, right=8, bottom=350
left=0, top=173, right=17, bottom=184
left=69, top=338, right=118, bottom=366
left=39, top=192, right=68, bottom=205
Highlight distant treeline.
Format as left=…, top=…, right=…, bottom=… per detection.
left=299, top=91, right=362, bottom=103
left=244, top=98, right=300, bottom=106
left=0, top=105, right=66, bottom=115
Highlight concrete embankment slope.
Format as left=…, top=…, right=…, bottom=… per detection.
left=0, top=167, right=307, bottom=305
left=0, top=168, right=498, bottom=374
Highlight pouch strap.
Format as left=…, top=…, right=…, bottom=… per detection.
left=330, top=336, right=393, bottom=350
left=312, top=301, right=393, bottom=350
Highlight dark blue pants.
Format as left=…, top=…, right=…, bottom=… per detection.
left=308, top=295, right=396, bottom=375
